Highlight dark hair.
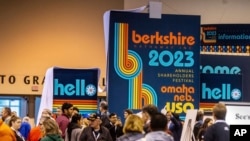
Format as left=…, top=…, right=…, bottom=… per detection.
left=67, top=113, right=82, bottom=141
left=61, top=102, right=73, bottom=113
left=150, top=112, right=167, bottom=131
left=124, top=109, right=133, bottom=115
left=201, top=118, right=213, bottom=129
left=9, top=115, right=21, bottom=127
left=73, top=107, right=79, bottom=113
left=4, top=107, right=12, bottom=116
left=142, top=104, right=158, bottom=117
left=109, top=113, right=117, bottom=118
left=197, top=118, right=213, bottom=140
left=71, top=113, right=82, bottom=123
left=196, top=110, right=204, bottom=121
left=100, top=102, right=108, bottom=110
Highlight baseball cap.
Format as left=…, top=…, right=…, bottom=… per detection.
left=87, top=113, right=101, bottom=121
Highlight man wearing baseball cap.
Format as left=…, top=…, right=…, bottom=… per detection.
left=79, top=113, right=113, bottom=141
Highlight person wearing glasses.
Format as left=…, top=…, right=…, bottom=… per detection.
left=79, top=113, right=113, bottom=141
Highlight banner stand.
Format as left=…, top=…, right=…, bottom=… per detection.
left=180, top=109, right=198, bottom=141
left=149, top=1, right=162, bottom=19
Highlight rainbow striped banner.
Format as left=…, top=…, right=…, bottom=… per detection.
left=114, top=23, right=157, bottom=109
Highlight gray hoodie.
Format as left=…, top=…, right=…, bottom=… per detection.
left=145, top=131, right=173, bottom=141
left=117, top=132, right=145, bottom=141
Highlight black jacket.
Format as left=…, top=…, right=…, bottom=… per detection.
left=204, top=121, right=229, bottom=141
left=79, top=126, right=113, bottom=141
left=104, top=122, right=123, bottom=141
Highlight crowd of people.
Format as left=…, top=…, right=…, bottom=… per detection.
left=0, top=101, right=229, bottom=141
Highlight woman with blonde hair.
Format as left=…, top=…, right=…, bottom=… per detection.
left=40, top=118, right=63, bottom=141
left=117, top=114, right=145, bottom=141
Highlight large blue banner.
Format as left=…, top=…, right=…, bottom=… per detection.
left=107, top=11, right=200, bottom=118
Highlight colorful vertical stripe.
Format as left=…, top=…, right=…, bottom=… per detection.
left=114, top=22, right=157, bottom=109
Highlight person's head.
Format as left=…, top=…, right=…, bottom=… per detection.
left=1, top=107, right=11, bottom=120
left=124, top=109, right=133, bottom=119
left=61, top=102, right=74, bottom=117
left=123, top=114, right=144, bottom=134
left=71, top=113, right=83, bottom=126
left=72, top=107, right=79, bottom=116
left=166, top=111, right=172, bottom=121
left=213, top=103, right=227, bottom=120
left=22, top=116, right=30, bottom=123
left=56, top=106, right=62, bottom=116
left=196, top=110, right=204, bottom=121
left=202, top=118, right=213, bottom=129
left=109, top=113, right=118, bottom=124
left=141, top=104, right=158, bottom=123
left=9, top=115, right=22, bottom=130
left=11, top=111, right=17, bottom=117
left=42, top=108, right=52, bottom=118
left=150, top=112, right=167, bottom=131
left=99, top=101, right=108, bottom=113
left=38, top=116, right=50, bottom=127
left=87, top=113, right=102, bottom=129
left=41, top=118, right=61, bottom=135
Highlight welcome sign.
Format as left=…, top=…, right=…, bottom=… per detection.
left=106, top=11, right=200, bottom=118
left=53, top=68, right=99, bottom=114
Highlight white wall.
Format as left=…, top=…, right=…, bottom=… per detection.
left=125, top=0, right=250, bottom=24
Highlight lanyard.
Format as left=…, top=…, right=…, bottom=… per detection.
left=11, top=127, right=25, bottom=141
left=92, top=131, right=100, bottom=141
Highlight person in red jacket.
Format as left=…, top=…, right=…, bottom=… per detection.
left=56, top=102, right=74, bottom=139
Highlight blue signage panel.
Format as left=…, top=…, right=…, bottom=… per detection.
left=107, top=11, right=200, bottom=118
left=53, top=68, right=99, bottom=114
left=200, top=74, right=242, bottom=103
left=201, top=24, right=250, bottom=54
left=200, top=24, right=250, bottom=110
